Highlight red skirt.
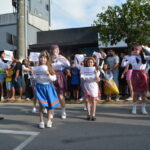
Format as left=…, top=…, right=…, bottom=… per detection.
left=53, top=70, right=67, bottom=94
left=131, top=70, right=148, bottom=93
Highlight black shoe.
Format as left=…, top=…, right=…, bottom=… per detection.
left=91, top=116, right=96, bottom=121
left=87, top=115, right=91, bottom=120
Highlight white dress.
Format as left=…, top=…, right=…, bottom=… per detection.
left=83, top=74, right=100, bottom=99
left=74, top=59, right=100, bottom=99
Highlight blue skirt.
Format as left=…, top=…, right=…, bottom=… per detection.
left=36, top=83, right=60, bottom=109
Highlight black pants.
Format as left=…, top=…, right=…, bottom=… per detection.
left=24, top=74, right=33, bottom=99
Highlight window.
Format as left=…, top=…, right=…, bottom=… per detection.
left=46, top=4, right=49, bottom=11
left=6, top=32, right=17, bottom=46
left=12, top=35, right=17, bottom=46
left=6, top=32, right=13, bottom=45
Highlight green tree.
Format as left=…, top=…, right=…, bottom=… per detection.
left=93, top=0, right=150, bottom=48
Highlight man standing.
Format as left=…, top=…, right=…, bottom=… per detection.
left=10, top=55, right=23, bottom=100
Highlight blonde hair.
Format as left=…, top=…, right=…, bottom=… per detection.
left=39, top=50, right=55, bottom=75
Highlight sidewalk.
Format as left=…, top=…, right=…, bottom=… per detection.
left=0, top=98, right=150, bottom=104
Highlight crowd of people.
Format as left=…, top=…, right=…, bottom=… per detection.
left=0, top=44, right=150, bottom=128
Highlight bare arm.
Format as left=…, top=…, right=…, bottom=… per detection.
left=121, top=65, right=129, bottom=79
left=111, top=63, right=119, bottom=71
left=15, top=70, right=20, bottom=79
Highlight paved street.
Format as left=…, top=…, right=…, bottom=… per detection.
left=0, top=103, right=150, bottom=150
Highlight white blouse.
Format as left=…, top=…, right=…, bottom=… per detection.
left=0, top=59, right=11, bottom=69
left=32, top=65, right=56, bottom=84
left=52, top=57, right=70, bottom=71
left=74, top=59, right=100, bottom=81
left=34, top=74, right=56, bottom=84
left=121, top=55, right=150, bottom=70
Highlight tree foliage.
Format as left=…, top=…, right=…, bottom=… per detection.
left=93, top=0, right=150, bottom=47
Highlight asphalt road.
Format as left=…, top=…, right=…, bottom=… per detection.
left=0, top=103, right=150, bottom=150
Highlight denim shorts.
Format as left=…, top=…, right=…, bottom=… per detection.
left=12, top=76, right=22, bottom=88
left=0, top=74, right=5, bottom=82
left=6, top=81, right=12, bottom=91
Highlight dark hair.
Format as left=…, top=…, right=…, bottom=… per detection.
left=109, top=49, right=115, bottom=52
left=103, top=63, right=110, bottom=69
left=140, top=51, right=146, bottom=64
left=84, top=57, right=96, bottom=67
left=121, top=50, right=128, bottom=55
left=13, top=52, right=19, bottom=60
left=84, top=57, right=99, bottom=70
left=22, top=59, right=28, bottom=65
left=0, top=51, right=4, bottom=57
left=50, top=44, right=59, bottom=51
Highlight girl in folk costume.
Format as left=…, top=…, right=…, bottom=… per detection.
left=32, top=51, right=60, bottom=129
left=75, top=57, right=100, bottom=121
left=122, top=46, right=150, bottom=114
left=50, top=45, right=70, bottom=119
left=92, top=50, right=107, bottom=100
left=102, top=64, right=119, bottom=102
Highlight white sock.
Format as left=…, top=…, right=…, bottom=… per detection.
left=62, top=107, right=66, bottom=113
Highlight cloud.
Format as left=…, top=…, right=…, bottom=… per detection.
left=51, top=0, right=127, bottom=29
left=0, top=0, right=13, bottom=14
left=51, top=19, right=70, bottom=30
left=0, top=0, right=127, bottom=30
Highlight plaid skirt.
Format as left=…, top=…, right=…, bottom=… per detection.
left=53, top=70, right=67, bottom=94
left=131, top=70, right=148, bottom=93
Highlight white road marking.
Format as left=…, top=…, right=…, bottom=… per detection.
left=0, top=130, right=40, bottom=150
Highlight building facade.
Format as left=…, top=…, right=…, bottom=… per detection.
left=29, top=27, right=127, bottom=57
left=0, top=0, right=50, bottom=51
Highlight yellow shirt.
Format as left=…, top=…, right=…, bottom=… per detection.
left=6, top=70, right=13, bottom=82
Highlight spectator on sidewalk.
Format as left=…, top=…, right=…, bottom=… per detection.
left=10, top=55, right=23, bottom=100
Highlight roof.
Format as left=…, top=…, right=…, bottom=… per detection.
left=29, top=26, right=98, bottom=50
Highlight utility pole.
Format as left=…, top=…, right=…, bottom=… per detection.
left=49, top=0, right=52, bottom=29
left=17, top=0, right=26, bottom=60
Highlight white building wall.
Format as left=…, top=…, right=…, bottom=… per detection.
left=0, top=13, right=16, bottom=25
left=27, top=24, right=40, bottom=47
left=0, top=23, right=40, bottom=51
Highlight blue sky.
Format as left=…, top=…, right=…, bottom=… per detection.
left=0, top=0, right=127, bottom=29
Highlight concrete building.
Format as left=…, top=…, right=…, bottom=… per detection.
left=29, top=27, right=127, bottom=57
left=0, top=0, right=51, bottom=51
left=29, top=27, right=99, bottom=56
